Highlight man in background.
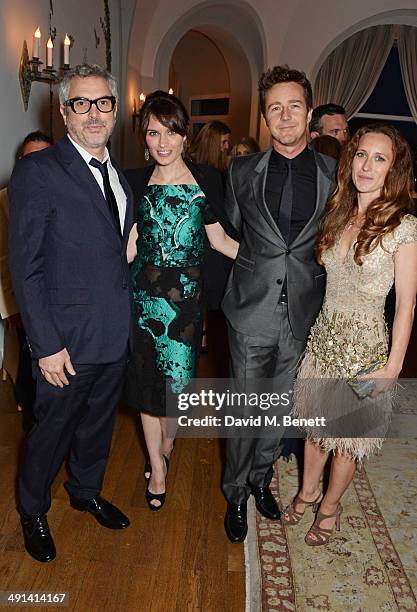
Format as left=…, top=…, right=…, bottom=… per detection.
left=0, top=131, right=53, bottom=432
left=309, top=103, right=350, bottom=144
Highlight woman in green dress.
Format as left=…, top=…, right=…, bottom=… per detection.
left=125, top=91, right=238, bottom=510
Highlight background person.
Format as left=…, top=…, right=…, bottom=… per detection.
left=188, top=120, right=232, bottom=176
left=311, top=134, right=342, bottom=161
left=1, top=131, right=53, bottom=433
left=233, top=136, right=261, bottom=156
left=310, top=103, right=350, bottom=144
left=188, top=120, right=236, bottom=351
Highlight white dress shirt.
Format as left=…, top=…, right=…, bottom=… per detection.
left=68, top=135, right=127, bottom=232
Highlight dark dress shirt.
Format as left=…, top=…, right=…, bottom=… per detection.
left=265, top=146, right=317, bottom=245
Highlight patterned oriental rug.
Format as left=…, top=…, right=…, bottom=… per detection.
left=245, top=438, right=417, bottom=612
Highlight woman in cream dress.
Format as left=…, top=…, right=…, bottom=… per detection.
left=282, top=125, right=417, bottom=545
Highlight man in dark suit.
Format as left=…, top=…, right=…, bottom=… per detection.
left=221, top=65, right=336, bottom=542
left=8, top=64, right=134, bottom=562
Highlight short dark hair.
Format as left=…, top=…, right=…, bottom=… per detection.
left=235, top=136, right=260, bottom=154
left=139, top=90, right=189, bottom=140
left=22, top=130, right=54, bottom=149
left=310, top=103, right=346, bottom=134
left=311, top=134, right=342, bottom=161
left=210, top=121, right=231, bottom=136
left=258, top=65, right=313, bottom=116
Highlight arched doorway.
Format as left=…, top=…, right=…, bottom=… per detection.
left=169, top=26, right=252, bottom=143
left=124, top=1, right=266, bottom=166
left=151, top=2, right=265, bottom=137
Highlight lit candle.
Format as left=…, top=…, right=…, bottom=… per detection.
left=46, top=37, right=53, bottom=68
left=168, top=88, right=173, bottom=95
left=64, top=34, right=70, bottom=66
left=33, top=27, right=41, bottom=59
left=139, top=92, right=145, bottom=105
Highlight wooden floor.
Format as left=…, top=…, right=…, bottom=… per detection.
left=0, top=313, right=245, bottom=612
left=1, top=309, right=416, bottom=612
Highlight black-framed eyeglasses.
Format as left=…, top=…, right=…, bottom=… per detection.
left=63, top=96, right=116, bottom=114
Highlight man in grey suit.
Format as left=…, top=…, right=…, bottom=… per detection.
left=222, top=65, right=336, bottom=543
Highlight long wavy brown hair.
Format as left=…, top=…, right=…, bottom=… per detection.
left=316, top=124, right=414, bottom=265
left=188, top=121, right=230, bottom=172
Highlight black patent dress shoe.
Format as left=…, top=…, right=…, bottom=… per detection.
left=224, top=502, right=248, bottom=543
left=251, top=486, right=281, bottom=520
left=21, top=515, right=56, bottom=563
left=70, top=495, right=130, bottom=529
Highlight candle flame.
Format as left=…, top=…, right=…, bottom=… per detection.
left=139, top=92, right=145, bottom=102
left=47, top=37, right=53, bottom=49
left=35, top=27, right=41, bottom=38
left=64, top=34, right=71, bottom=45
left=168, top=88, right=173, bottom=95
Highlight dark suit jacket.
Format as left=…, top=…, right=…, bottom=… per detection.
left=125, top=158, right=234, bottom=309
left=222, top=147, right=336, bottom=341
left=8, top=135, right=134, bottom=362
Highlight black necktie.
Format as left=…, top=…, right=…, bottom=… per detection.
left=278, top=160, right=293, bottom=244
left=89, top=158, right=121, bottom=234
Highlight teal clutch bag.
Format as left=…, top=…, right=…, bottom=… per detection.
left=347, top=359, right=386, bottom=400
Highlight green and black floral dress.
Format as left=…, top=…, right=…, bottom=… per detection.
left=124, top=184, right=217, bottom=415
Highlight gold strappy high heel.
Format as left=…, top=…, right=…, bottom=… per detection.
left=304, top=504, right=343, bottom=546
left=281, top=492, right=323, bottom=526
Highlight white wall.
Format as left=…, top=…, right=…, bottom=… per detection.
left=0, top=0, right=133, bottom=186
left=125, top=0, right=417, bottom=152
left=2, top=0, right=416, bottom=178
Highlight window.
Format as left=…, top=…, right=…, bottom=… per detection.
left=350, top=46, right=417, bottom=152
left=189, top=93, right=230, bottom=137
left=191, top=98, right=229, bottom=116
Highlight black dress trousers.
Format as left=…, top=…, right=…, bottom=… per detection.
left=18, top=354, right=128, bottom=518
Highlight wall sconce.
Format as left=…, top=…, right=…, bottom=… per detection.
left=132, top=92, right=146, bottom=132
left=19, top=28, right=74, bottom=111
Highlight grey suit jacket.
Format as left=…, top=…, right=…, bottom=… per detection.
left=221, top=147, right=336, bottom=341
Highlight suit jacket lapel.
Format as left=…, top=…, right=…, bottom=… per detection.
left=250, top=149, right=286, bottom=245
left=56, top=136, right=121, bottom=238
left=290, top=148, right=333, bottom=247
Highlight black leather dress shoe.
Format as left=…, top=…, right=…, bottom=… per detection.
left=70, top=495, right=130, bottom=529
left=21, top=515, right=56, bottom=563
left=224, top=502, right=248, bottom=543
left=252, top=486, right=281, bottom=520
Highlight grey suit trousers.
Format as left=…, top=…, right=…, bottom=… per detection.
left=223, top=304, right=305, bottom=504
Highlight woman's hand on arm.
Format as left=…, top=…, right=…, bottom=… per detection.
left=204, top=222, right=239, bottom=260
left=127, top=223, right=138, bottom=263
